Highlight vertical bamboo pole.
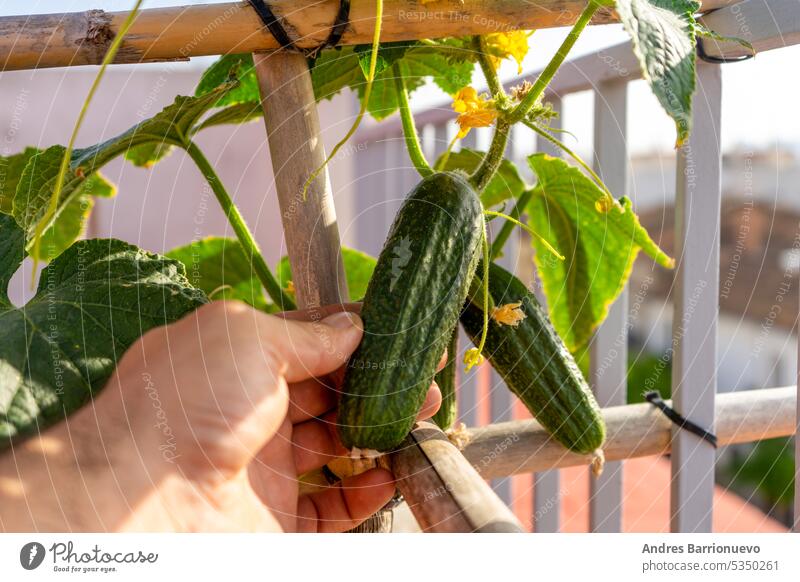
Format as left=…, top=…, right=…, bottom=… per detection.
left=253, top=50, right=392, bottom=532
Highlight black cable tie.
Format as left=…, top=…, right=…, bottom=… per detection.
left=249, top=0, right=351, bottom=54
left=696, top=36, right=754, bottom=64
left=325, top=0, right=351, bottom=48
left=645, top=391, right=718, bottom=448
left=248, top=0, right=295, bottom=50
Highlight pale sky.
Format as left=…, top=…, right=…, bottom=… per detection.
left=1, top=0, right=798, bottom=153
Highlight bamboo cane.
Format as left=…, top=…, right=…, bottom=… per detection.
left=0, top=0, right=737, bottom=72
left=461, top=385, right=797, bottom=480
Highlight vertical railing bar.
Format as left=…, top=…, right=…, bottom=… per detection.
left=589, top=79, right=629, bottom=533
left=532, top=96, right=563, bottom=533
left=670, top=62, right=722, bottom=533
left=796, top=301, right=799, bottom=531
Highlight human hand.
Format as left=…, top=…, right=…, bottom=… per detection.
left=0, top=301, right=442, bottom=532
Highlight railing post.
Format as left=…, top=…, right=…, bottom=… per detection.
left=589, top=79, right=628, bottom=532
left=670, top=61, right=722, bottom=533
left=532, top=96, right=563, bottom=533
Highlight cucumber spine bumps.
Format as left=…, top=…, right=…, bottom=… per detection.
left=338, top=172, right=483, bottom=451
left=460, top=262, right=606, bottom=455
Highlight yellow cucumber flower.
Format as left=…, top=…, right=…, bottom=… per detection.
left=463, top=348, right=485, bottom=371
left=451, top=87, right=498, bottom=138
left=491, top=302, right=526, bottom=326
left=484, top=30, right=531, bottom=74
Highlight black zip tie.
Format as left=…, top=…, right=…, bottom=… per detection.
left=696, top=36, right=754, bottom=64
left=248, top=0, right=295, bottom=50
left=325, top=0, right=351, bottom=48
left=645, top=391, right=718, bottom=448
left=248, top=0, right=351, bottom=53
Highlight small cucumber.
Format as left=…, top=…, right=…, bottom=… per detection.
left=460, top=262, right=605, bottom=454
left=338, top=172, right=483, bottom=451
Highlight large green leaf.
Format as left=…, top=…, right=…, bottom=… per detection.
left=311, top=47, right=365, bottom=101
left=34, top=173, right=116, bottom=262
left=0, top=148, right=39, bottom=214
left=195, top=53, right=260, bottom=106
left=435, top=148, right=527, bottom=207
left=0, top=214, right=206, bottom=445
left=357, top=47, right=474, bottom=120
left=12, top=84, right=233, bottom=245
left=276, top=247, right=377, bottom=303
left=527, top=154, right=673, bottom=351
left=2, top=148, right=117, bottom=261
left=616, top=0, right=699, bottom=146
left=166, top=237, right=273, bottom=313
left=197, top=45, right=474, bottom=121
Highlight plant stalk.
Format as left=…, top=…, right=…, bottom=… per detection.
left=393, top=63, right=433, bottom=177
left=469, top=120, right=510, bottom=192
left=473, top=36, right=504, bottom=98
left=509, top=0, right=601, bottom=123
left=186, top=141, right=296, bottom=310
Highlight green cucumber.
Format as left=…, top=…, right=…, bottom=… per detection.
left=431, top=325, right=459, bottom=430
left=338, top=172, right=483, bottom=451
left=460, top=262, right=605, bottom=454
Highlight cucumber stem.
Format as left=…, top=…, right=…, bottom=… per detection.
left=301, top=0, right=384, bottom=199
left=489, top=189, right=533, bottom=261
left=393, top=62, right=433, bottom=178
left=473, top=36, right=505, bottom=98
left=185, top=141, right=296, bottom=310
left=28, top=0, right=145, bottom=280
left=469, top=120, right=510, bottom=192
left=508, top=0, right=601, bottom=124
left=468, top=35, right=511, bottom=192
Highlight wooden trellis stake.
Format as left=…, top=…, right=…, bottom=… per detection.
left=254, top=50, right=522, bottom=533
left=0, top=0, right=738, bottom=71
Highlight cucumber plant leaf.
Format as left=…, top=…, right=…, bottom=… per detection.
left=276, top=247, right=377, bottom=302
left=311, top=47, right=366, bottom=101
left=166, top=237, right=274, bottom=313
left=435, top=148, right=526, bottom=207
left=526, top=154, right=673, bottom=351
left=195, top=53, right=261, bottom=106
left=197, top=44, right=474, bottom=121
left=34, top=173, right=116, bottom=262
left=0, top=148, right=39, bottom=214
left=0, top=214, right=206, bottom=446
left=616, top=0, right=699, bottom=146
left=12, top=84, right=234, bottom=249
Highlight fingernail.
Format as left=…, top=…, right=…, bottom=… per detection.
left=322, top=311, right=362, bottom=330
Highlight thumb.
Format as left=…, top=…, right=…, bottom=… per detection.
left=264, top=311, right=363, bottom=383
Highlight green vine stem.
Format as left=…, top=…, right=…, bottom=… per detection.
left=469, top=119, right=510, bottom=192
left=393, top=63, right=433, bottom=177
left=509, top=0, right=601, bottom=123
left=489, top=188, right=533, bottom=260
left=473, top=36, right=504, bottom=98
left=28, top=0, right=144, bottom=276
left=468, top=34, right=511, bottom=192
left=302, top=0, right=383, bottom=199
left=186, top=141, right=296, bottom=310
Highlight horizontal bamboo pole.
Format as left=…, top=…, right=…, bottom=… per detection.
left=0, top=0, right=736, bottom=72
left=392, top=421, right=524, bottom=532
left=462, top=386, right=797, bottom=480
